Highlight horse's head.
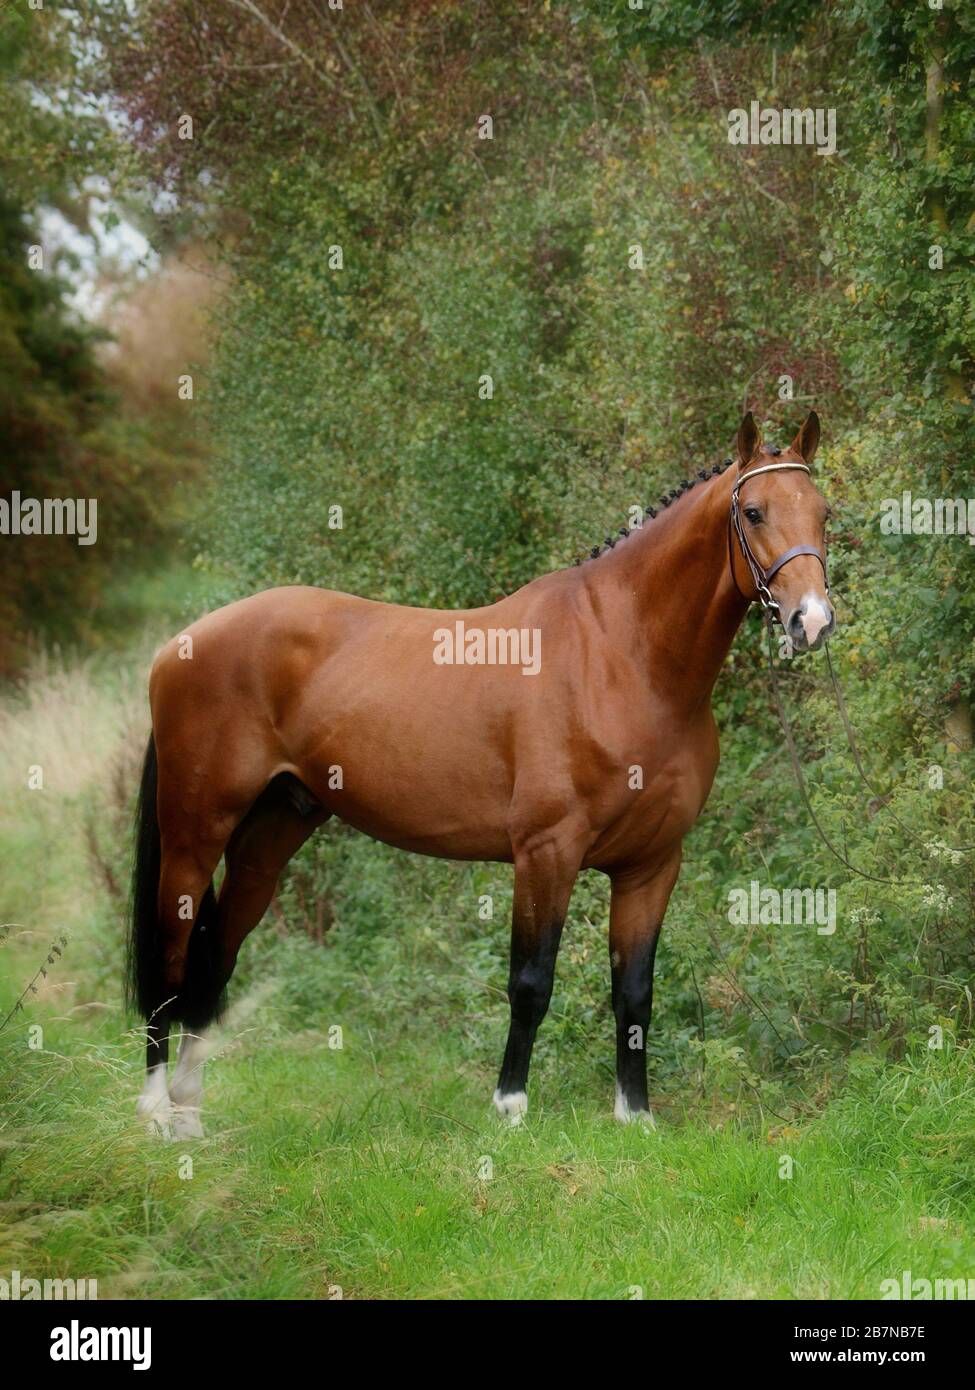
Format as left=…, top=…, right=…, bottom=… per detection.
left=732, top=411, right=835, bottom=653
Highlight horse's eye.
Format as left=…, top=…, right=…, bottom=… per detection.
left=744, top=507, right=762, bottom=524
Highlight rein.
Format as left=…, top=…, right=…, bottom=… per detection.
left=727, top=462, right=972, bottom=879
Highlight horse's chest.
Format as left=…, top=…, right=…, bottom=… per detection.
left=586, top=717, right=719, bottom=868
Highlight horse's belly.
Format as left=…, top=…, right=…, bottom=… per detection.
left=296, top=718, right=516, bottom=862
left=324, top=798, right=515, bottom=863
left=278, top=627, right=538, bottom=858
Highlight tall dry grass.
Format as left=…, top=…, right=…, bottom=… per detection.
left=0, top=650, right=148, bottom=802
left=0, top=644, right=156, bottom=1009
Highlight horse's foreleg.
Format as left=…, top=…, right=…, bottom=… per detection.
left=494, top=829, right=583, bottom=1124
left=608, top=853, right=682, bottom=1125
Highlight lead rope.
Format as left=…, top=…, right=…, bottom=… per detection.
left=764, top=615, right=913, bottom=885
left=734, top=460, right=971, bottom=875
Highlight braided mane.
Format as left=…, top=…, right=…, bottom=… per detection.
left=572, top=447, right=783, bottom=565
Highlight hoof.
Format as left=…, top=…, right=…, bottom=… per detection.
left=493, top=1089, right=528, bottom=1126
left=170, top=1105, right=205, bottom=1140
left=136, top=1099, right=174, bottom=1141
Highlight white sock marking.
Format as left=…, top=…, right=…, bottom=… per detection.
left=168, top=1029, right=209, bottom=1140
left=493, top=1089, right=528, bottom=1125
left=137, top=1062, right=173, bottom=1139
left=614, top=1085, right=656, bottom=1128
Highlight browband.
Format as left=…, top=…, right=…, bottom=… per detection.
left=734, top=462, right=811, bottom=487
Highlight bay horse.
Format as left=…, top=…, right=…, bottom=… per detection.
left=129, top=411, right=833, bottom=1137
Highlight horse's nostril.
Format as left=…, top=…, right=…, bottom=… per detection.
left=785, top=609, right=811, bottom=651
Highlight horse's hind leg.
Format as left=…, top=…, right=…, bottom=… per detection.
left=216, top=777, right=330, bottom=982
left=134, top=730, right=275, bottom=1138
left=137, top=834, right=228, bottom=1138
left=167, top=780, right=329, bottom=1135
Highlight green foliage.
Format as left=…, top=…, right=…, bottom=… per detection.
left=0, top=190, right=108, bottom=668
left=582, top=0, right=818, bottom=58
left=819, top=0, right=975, bottom=462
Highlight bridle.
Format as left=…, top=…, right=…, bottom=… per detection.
left=728, top=461, right=829, bottom=613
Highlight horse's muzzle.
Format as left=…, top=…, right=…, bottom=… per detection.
left=786, top=596, right=835, bottom=653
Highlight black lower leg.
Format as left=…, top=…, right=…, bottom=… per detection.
left=496, top=919, right=563, bottom=1098
left=612, top=934, right=659, bottom=1113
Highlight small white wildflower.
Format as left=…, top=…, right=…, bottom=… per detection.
left=920, top=883, right=954, bottom=915
left=849, top=907, right=881, bottom=928
left=926, top=838, right=964, bottom=866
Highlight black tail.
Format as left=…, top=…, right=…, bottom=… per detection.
left=127, top=733, right=226, bottom=1029
left=127, top=733, right=162, bottom=1020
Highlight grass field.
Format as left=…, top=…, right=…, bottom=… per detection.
left=2, top=640, right=974, bottom=1301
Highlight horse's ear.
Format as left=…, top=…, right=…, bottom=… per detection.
left=790, top=410, right=820, bottom=465
left=736, top=411, right=762, bottom=466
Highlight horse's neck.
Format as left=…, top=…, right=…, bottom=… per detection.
left=586, top=471, right=750, bottom=707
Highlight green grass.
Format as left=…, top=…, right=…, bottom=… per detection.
left=2, top=996, right=974, bottom=1300
left=1, top=641, right=974, bottom=1300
